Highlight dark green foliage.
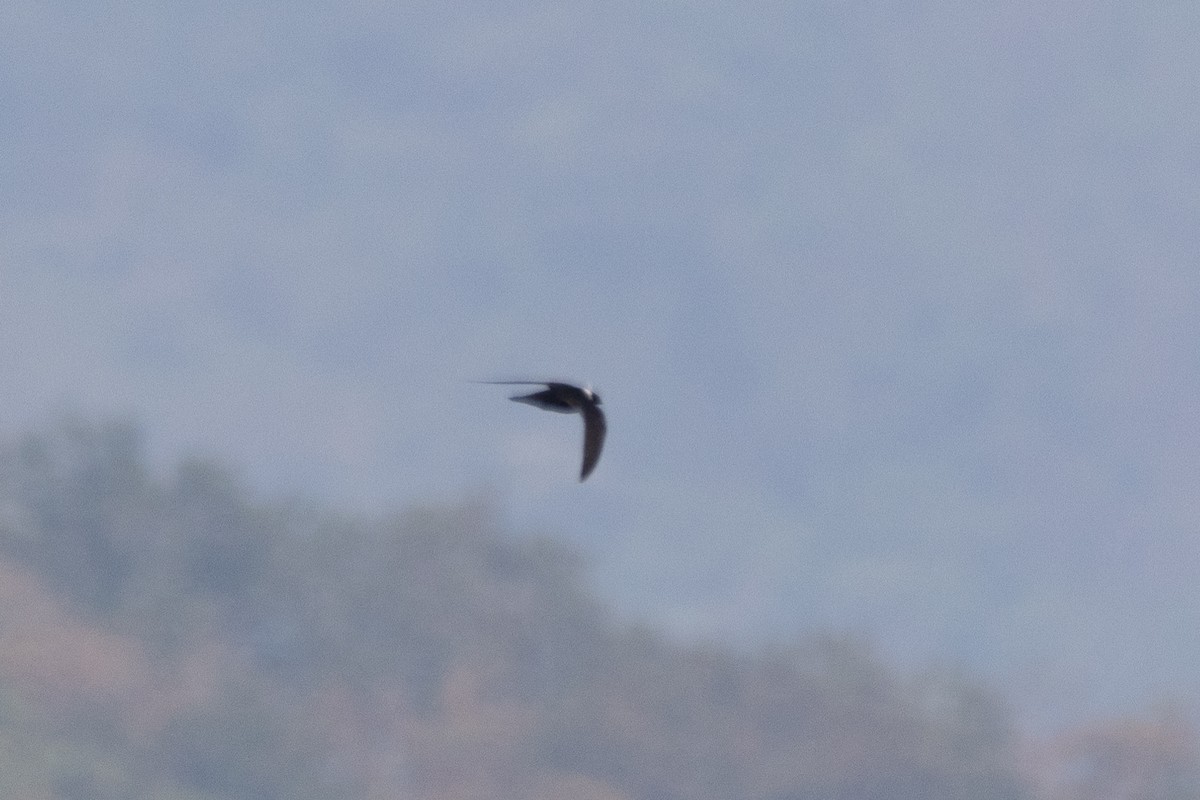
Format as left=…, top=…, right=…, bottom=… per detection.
left=0, top=418, right=1050, bottom=800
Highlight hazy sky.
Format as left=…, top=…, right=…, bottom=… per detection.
left=3, top=0, right=1198, bottom=729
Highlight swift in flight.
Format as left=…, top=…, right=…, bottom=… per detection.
left=477, top=381, right=606, bottom=481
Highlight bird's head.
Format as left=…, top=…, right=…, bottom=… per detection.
left=584, top=385, right=601, bottom=404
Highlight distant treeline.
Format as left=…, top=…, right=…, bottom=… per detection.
left=0, top=419, right=1192, bottom=800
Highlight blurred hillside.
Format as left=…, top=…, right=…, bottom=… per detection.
left=0, top=419, right=1194, bottom=800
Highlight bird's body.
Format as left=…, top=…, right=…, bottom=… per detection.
left=477, top=381, right=606, bottom=481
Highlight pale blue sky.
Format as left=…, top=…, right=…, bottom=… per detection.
left=3, top=0, right=1199, bottom=729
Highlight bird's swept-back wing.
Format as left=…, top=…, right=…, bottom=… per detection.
left=579, top=403, right=606, bottom=481
left=510, top=389, right=575, bottom=413
left=472, top=380, right=590, bottom=397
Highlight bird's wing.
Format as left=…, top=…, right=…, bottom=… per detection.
left=579, top=403, right=607, bottom=481
left=511, top=389, right=575, bottom=413
left=472, top=380, right=580, bottom=392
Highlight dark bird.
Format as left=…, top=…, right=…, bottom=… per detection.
left=477, top=381, right=606, bottom=481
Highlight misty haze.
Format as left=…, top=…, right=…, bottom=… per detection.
left=1, top=1, right=1198, bottom=798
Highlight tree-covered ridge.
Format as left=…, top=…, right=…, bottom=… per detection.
left=0, top=420, right=1192, bottom=799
